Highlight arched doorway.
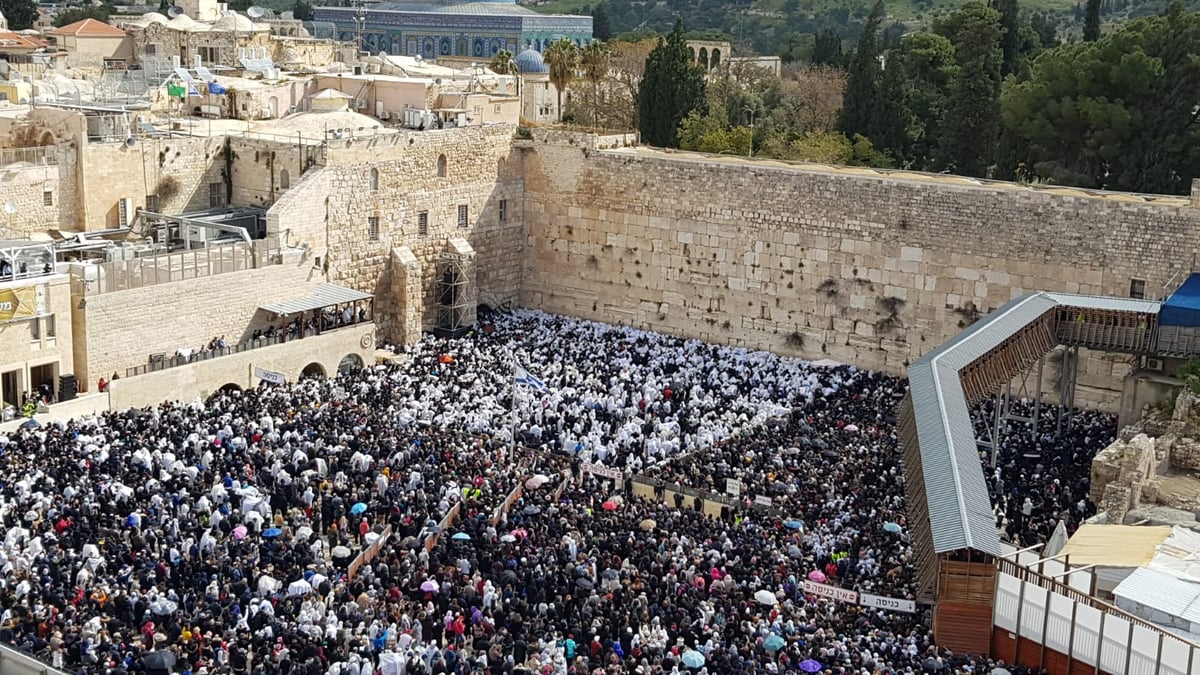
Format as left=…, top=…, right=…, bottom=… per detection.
left=338, top=353, right=364, bottom=375
left=301, top=363, right=326, bottom=379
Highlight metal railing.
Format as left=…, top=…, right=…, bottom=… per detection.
left=0, top=145, right=59, bottom=169
left=73, top=242, right=273, bottom=296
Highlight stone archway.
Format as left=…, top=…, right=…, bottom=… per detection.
left=338, top=353, right=364, bottom=374
left=301, top=362, right=326, bottom=379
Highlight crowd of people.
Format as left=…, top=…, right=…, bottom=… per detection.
left=0, top=309, right=1114, bottom=675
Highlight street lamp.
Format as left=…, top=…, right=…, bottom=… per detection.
left=743, top=104, right=757, bottom=157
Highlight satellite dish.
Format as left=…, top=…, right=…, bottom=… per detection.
left=167, top=6, right=184, bottom=17
left=247, top=6, right=266, bottom=18
left=4, top=202, right=16, bottom=215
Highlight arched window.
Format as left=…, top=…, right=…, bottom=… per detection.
left=280, top=169, right=290, bottom=190
left=436, top=154, right=447, bottom=178
left=369, top=167, right=379, bottom=191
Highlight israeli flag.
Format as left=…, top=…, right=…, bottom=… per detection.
left=514, top=364, right=547, bottom=392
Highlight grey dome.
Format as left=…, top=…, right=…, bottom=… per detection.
left=515, top=48, right=548, bottom=74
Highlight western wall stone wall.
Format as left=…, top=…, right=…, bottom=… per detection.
left=74, top=250, right=322, bottom=386
left=520, top=132, right=1200, bottom=404
left=321, top=125, right=524, bottom=343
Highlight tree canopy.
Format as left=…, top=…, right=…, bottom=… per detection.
left=638, top=20, right=707, bottom=147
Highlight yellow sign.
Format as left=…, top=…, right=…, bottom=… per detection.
left=0, top=286, right=35, bottom=322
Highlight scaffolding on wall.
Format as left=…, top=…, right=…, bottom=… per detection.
left=434, top=252, right=472, bottom=338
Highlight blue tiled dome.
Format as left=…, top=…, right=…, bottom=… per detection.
left=515, top=47, right=548, bottom=74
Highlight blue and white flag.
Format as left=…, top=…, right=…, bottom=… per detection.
left=514, top=363, right=546, bottom=392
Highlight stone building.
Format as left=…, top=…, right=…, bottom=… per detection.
left=313, top=0, right=591, bottom=60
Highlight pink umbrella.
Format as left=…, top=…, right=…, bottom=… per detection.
left=232, top=525, right=247, bottom=540
left=807, top=570, right=826, bottom=583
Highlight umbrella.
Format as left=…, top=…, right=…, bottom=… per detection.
left=799, top=660, right=823, bottom=673
left=575, top=578, right=594, bottom=590
left=452, top=532, right=471, bottom=541
left=763, top=635, right=786, bottom=652
left=522, top=505, right=541, bottom=515
left=420, top=580, right=440, bottom=593
left=331, top=545, right=352, bottom=558
left=808, top=570, right=826, bottom=582
left=263, top=527, right=282, bottom=538
left=681, top=650, right=705, bottom=669
left=149, top=598, right=177, bottom=615
left=754, top=590, right=777, bottom=606
left=883, top=522, right=903, bottom=534
left=19, top=419, right=40, bottom=430
left=350, top=502, right=367, bottom=516
left=784, top=520, right=804, bottom=530
left=601, top=500, right=618, bottom=511
left=142, top=651, right=177, bottom=671
left=232, top=525, right=247, bottom=540
left=499, top=534, right=516, bottom=543
left=639, top=519, right=656, bottom=531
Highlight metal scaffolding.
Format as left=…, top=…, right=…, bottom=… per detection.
left=434, top=252, right=472, bottom=337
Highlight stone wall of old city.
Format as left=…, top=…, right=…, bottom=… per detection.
left=520, top=131, right=1200, bottom=405
left=321, top=124, right=524, bottom=343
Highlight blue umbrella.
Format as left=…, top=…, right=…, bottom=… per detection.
left=263, top=527, right=283, bottom=538
left=784, top=520, right=804, bottom=530
left=799, top=659, right=822, bottom=673
left=883, top=522, right=902, bottom=534
left=451, top=532, right=471, bottom=541
left=350, top=502, right=368, bottom=516
left=681, top=650, right=705, bottom=669
left=763, top=635, right=786, bottom=652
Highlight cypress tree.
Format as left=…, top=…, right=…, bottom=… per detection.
left=638, top=20, right=708, bottom=148
left=1083, top=0, right=1102, bottom=41
left=838, top=1, right=885, bottom=140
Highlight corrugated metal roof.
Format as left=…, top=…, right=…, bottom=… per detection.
left=1114, top=567, right=1200, bottom=625
left=908, top=291, right=1165, bottom=557
left=260, top=284, right=373, bottom=315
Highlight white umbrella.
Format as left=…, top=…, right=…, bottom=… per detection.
left=287, top=578, right=313, bottom=597
left=754, top=589, right=778, bottom=606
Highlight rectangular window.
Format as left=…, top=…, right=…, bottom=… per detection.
left=208, top=182, right=225, bottom=208
left=145, top=194, right=159, bottom=213
left=418, top=211, right=428, bottom=236
left=30, top=318, right=39, bottom=341
left=42, top=190, right=52, bottom=206
left=368, top=216, right=379, bottom=241
left=45, top=314, right=55, bottom=338
left=498, top=199, right=508, bottom=223
left=457, top=204, right=468, bottom=229
left=1130, top=278, right=1146, bottom=299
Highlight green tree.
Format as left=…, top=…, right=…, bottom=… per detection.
left=544, top=38, right=580, bottom=122
left=1, top=0, right=38, bottom=30
left=811, top=29, right=844, bottom=67
left=937, top=2, right=1004, bottom=177
left=53, top=5, right=111, bottom=26
left=1083, top=0, right=1102, bottom=41
left=838, top=1, right=885, bottom=140
left=1000, top=4, right=1200, bottom=193
left=489, top=49, right=518, bottom=76
left=591, top=3, right=612, bottom=40
left=293, top=0, right=314, bottom=21
left=989, top=0, right=1020, bottom=75
left=893, top=32, right=957, bottom=169
left=638, top=20, right=708, bottom=147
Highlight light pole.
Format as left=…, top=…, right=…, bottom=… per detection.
left=743, top=105, right=757, bottom=157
